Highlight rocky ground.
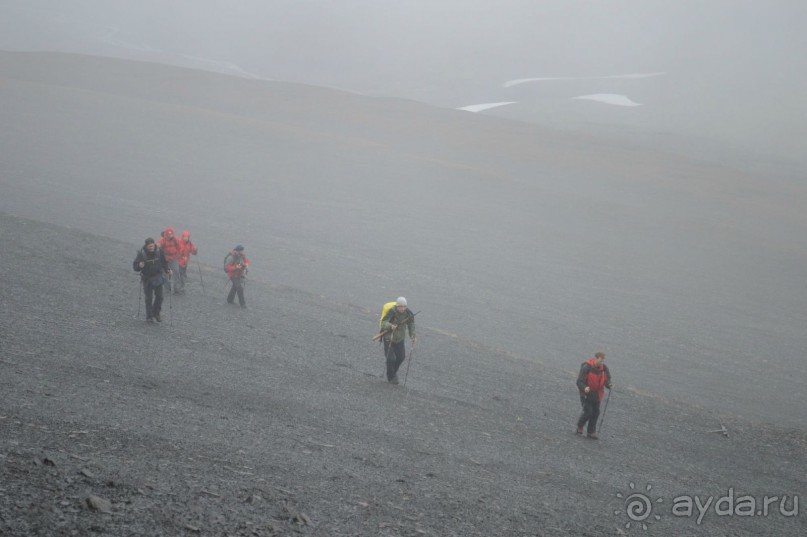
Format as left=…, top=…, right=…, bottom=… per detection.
left=1, top=212, right=805, bottom=536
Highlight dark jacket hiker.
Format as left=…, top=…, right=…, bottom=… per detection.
left=575, top=352, right=613, bottom=439
left=133, top=238, right=170, bottom=322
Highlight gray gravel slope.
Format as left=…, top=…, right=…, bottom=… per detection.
left=1, top=213, right=804, bottom=536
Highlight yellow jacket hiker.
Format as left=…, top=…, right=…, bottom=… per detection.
left=380, top=297, right=416, bottom=384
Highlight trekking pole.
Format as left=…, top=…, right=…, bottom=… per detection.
left=196, top=258, right=206, bottom=295
left=136, top=279, right=142, bottom=319
left=168, top=273, right=173, bottom=327
left=598, top=388, right=613, bottom=434
left=372, top=311, right=420, bottom=342
left=403, top=340, right=416, bottom=387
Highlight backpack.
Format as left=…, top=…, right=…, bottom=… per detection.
left=379, top=301, right=397, bottom=330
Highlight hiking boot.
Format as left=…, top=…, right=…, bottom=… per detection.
left=146, top=317, right=154, bottom=323
left=154, top=314, right=162, bottom=323
left=575, top=426, right=584, bottom=436
left=389, top=376, right=399, bottom=385
left=587, top=433, right=598, bottom=440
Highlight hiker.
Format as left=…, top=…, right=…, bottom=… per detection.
left=157, top=227, right=182, bottom=293
left=380, top=297, right=416, bottom=385
left=224, top=245, right=249, bottom=308
left=576, top=352, right=613, bottom=439
left=177, top=231, right=198, bottom=290
left=133, top=237, right=171, bottom=323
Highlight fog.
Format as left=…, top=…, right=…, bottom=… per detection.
left=2, top=0, right=806, bottom=170
left=1, top=3, right=806, bottom=428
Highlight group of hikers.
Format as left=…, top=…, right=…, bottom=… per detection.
left=132, top=229, right=250, bottom=322
left=133, top=231, right=612, bottom=439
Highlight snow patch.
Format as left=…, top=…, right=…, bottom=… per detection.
left=573, top=94, right=642, bottom=107
left=503, top=72, right=666, bottom=88
left=177, top=54, right=264, bottom=79
left=458, top=102, right=517, bottom=113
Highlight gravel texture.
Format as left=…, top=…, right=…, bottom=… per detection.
left=1, top=213, right=805, bottom=536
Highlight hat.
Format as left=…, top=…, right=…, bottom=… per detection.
left=144, top=237, right=155, bottom=245
left=396, top=297, right=407, bottom=307
left=234, top=244, right=245, bottom=251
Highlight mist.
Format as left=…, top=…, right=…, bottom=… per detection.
left=2, top=1, right=806, bottom=425
left=2, top=0, right=806, bottom=171
left=2, top=6, right=807, bottom=533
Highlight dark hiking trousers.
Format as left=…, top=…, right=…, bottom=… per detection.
left=144, top=282, right=164, bottom=319
left=384, top=339, right=406, bottom=381
left=578, top=395, right=601, bottom=434
left=227, top=277, right=246, bottom=306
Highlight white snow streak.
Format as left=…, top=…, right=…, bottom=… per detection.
left=572, top=94, right=642, bottom=106
left=503, top=72, right=666, bottom=88
left=457, top=101, right=517, bottom=112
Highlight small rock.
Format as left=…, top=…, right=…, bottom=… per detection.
left=80, top=469, right=94, bottom=478
left=284, top=505, right=312, bottom=526
left=84, top=495, right=113, bottom=514
left=298, top=512, right=312, bottom=526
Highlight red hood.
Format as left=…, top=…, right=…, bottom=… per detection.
left=181, top=231, right=191, bottom=241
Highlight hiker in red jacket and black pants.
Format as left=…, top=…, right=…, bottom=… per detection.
left=224, top=245, right=249, bottom=308
left=576, top=352, right=613, bottom=439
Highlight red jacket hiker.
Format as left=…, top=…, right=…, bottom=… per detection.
left=178, top=231, right=198, bottom=269
left=224, top=245, right=249, bottom=307
left=157, top=228, right=181, bottom=262
left=224, top=247, right=249, bottom=280
left=575, top=352, right=613, bottom=438
left=577, top=357, right=612, bottom=401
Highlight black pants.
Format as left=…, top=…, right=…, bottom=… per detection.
left=227, top=277, right=245, bottom=306
left=384, top=339, right=406, bottom=381
left=143, top=282, right=164, bottom=319
left=577, top=395, right=601, bottom=434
